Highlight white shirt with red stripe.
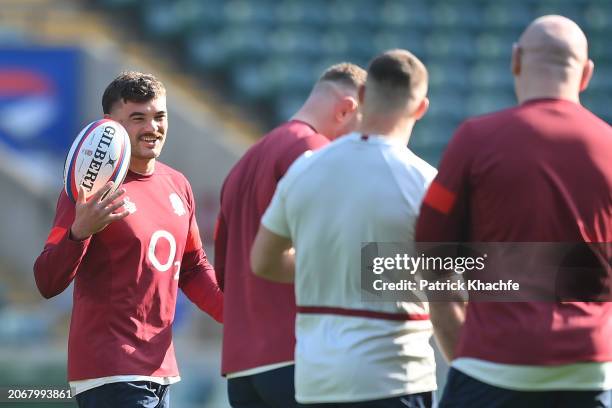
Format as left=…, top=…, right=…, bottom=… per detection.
left=262, top=133, right=437, bottom=403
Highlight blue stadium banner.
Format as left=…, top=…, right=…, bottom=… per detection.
left=0, top=47, right=80, bottom=154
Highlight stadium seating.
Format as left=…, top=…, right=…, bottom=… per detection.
left=94, top=0, right=612, bottom=164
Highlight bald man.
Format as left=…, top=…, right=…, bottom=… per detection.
left=252, top=49, right=437, bottom=407
left=215, top=63, right=365, bottom=408
left=416, top=15, right=612, bottom=408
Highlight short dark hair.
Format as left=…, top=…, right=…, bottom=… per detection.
left=366, top=49, right=428, bottom=109
left=102, top=71, right=166, bottom=114
left=318, top=62, right=367, bottom=89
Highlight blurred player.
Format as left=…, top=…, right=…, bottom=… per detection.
left=34, top=72, right=223, bottom=408
left=416, top=15, right=612, bottom=408
left=252, top=49, right=437, bottom=407
left=215, top=63, right=365, bottom=408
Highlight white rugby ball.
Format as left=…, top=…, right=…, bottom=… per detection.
left=64, top=119, right=131, bottom=202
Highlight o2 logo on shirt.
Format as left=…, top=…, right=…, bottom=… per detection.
left=147, top=230, right=180, bottom=280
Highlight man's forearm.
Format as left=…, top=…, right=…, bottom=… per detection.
left=34, top=227, right=91, bottom=299
left=430, top=301, right=466, bottom=362
left=255, top=248, right=295, bottom=283
left=251, top=225, right=295, bottom=282
left=179, top=253, right=224, bottom=323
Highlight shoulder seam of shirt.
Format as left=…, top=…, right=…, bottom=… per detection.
left=281, top=140, right=344, bottom=197
left=377, top=145, right=424, bottom=211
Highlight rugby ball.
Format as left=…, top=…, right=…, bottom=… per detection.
left=63, top=119, right=131, bottom=203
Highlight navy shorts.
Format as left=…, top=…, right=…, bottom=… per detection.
left=228, top=364, right=299, bottom=408
left=75, top=381, right=170, bottom=408
left=439, top=368, right=611, bottom=408
left=298, top=392, right=433, bottom=408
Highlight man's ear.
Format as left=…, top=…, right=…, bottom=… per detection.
left=413, top=97, right=429, bottom=120
left=511, top=43, right=521, bottom=76
left=103, top=113, right=111, bottom=119
left=335, top=96, right=358, bottom=122
left=579, top=59, right=594, bottom=92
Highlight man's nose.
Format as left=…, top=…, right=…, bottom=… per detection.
left=143, top=119, right=157, bottom=133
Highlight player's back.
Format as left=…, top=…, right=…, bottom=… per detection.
left=451, top=98, right=612, bottom=366
left=271, top=133, right=437, bottom=402
left=216, top=120, right=328, bottom=375
left=461, top=98, right=612, bottom=243
left=280, top=134, right=434, bottom=309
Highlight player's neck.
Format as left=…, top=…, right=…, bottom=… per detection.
left=360, top=115, right=414, bottom=146
left=292, top=108, right=322, bottom=130
left=129, top=158, right=156, bottom=175
left=516, top=80, right=580, bottom=105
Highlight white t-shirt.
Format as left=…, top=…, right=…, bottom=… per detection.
left=262, top=133, right=438, bottom=403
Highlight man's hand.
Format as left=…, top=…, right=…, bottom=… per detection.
left=70, top=182, right=130, bottom=241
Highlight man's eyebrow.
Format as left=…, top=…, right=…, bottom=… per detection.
left=128, top=110, right=167, bottom=118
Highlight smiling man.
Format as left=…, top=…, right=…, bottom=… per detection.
left=34, top=72, right=223, bottom=408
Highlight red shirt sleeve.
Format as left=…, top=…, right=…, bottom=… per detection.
left=274, top=133, right=329, bottom=180
left=33, top=191, right=92, bottom=299
left=178, top=183, right=223, bottom=323
left=416, top=122, right=474, bottom=243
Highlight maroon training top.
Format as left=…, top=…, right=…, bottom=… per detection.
left=34, top=163, right=223, bottom=381
left=416, top=98, right=612, bottom=365
left=215, top=120, right=329, bottom=374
